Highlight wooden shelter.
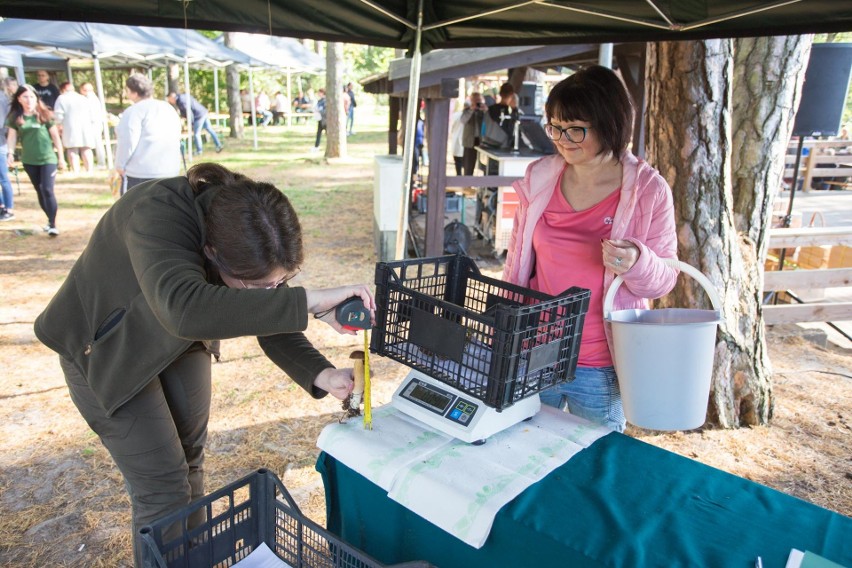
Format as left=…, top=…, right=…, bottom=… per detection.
left=362, top=43, right=647, bottom=256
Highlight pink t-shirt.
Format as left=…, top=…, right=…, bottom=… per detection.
left=529, top=174, right=619, bottom=367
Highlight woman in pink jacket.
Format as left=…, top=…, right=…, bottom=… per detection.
left=503, top=65, right=678, bottom=431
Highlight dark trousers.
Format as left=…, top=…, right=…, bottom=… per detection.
left=61, top=344, right=212, bottom=567
left=462, top=139, right=480, bottom=176
left=124, top=176, right=152, bottom=195
left=315, top=121, right=326, bottom=147
left=22, top=162, right=58, bottom=227
left=453, top=156, right=464, bottom=176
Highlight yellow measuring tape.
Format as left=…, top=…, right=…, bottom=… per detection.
left=363, top=330, right=372, bottom=429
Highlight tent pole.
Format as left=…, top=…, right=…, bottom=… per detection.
left=249, top=67, right=258, bottom=150
left=598, top=43, right=613, bottom=68
left=286, top=68, right=292, bottom=127
left=93, top=55, right=113, bottom=170
left=214, top=67, right=221, bottom=130
left=394, top=0, right=424, bottom=260
left=184, top=59, right=193, bottom=162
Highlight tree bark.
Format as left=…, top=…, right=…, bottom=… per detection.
left=325, top=42, right=346, bottom=158
left=223, top=33, right=244, bottom=139
left=167, top=64, right=180, bottom=97
left=732, top=36, right=812, bottom=243
left=645, top=40, right=756, bottom=427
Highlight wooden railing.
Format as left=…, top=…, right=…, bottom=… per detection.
left=762, top=226, right=852, bottom=324
left=784, top=139, right=852, bottom=192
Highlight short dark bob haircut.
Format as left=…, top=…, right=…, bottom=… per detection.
left=545, top=65, right=634, bottom=157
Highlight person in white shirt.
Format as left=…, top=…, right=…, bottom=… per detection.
left=79, top=82, right=106, bottom=169
left=53, top=81, right=98, bottom=173
left=114, top=73, right=181, bottom=194
left=272, top=91, right=288, bottom=125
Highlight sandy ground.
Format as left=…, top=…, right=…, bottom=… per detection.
left=0, top=126, right=849, bottom=567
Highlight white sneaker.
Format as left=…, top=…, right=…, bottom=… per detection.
left=310, top=146, right=320, bottom=153
left=47, top=227, right=60, bottom=237
left=42, top=225, right=51, bottom=232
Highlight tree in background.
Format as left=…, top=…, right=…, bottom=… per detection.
left=325, top=42, right=346, bottom=158
left=645, top=36, right=812, bottom=428
left=224, top=32, right=244, bottom=139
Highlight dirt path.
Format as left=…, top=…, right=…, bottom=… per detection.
left=0, top=126, right=849, bottom=566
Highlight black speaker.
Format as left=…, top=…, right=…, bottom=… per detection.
left=792, top=43, right=852, bottom=137
left=519, top=81, right=544, bottom=117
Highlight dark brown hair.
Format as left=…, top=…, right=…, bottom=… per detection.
left=188, top=163, right=304, bottom=280
left=545, top=65, right=634, bottom=157
left=10, top=84, right=53, bottom=125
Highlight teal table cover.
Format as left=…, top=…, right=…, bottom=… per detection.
left=318, top=432, right=852, bottom=568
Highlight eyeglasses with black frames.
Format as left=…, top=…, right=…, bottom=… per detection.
left=544, top=124, right=590, bottom=143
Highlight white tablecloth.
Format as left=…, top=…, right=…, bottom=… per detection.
left=317, top=404, right=608, bottom=548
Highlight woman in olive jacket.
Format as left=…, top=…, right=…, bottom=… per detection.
left=34, top=163, right=374, bottom=566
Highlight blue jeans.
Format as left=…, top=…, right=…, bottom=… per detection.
left=0, top=149, right=13, bottom=210
left=540, top=366, right=625, bottom=432
left=192, top=116, right=222, bottom=153
left=346, top=106, right=355, bottom=134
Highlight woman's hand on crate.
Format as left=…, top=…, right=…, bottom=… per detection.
left=306, top=285, right=375, bottom=335
left=314, top=367, right=355, bottom=400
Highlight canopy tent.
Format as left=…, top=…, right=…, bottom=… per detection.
left=0, top=45, right=68, bottom=82
left=219, top=32, right=324, bottom=74
left=214, top=32, right=325, bottom=129
left=0, top=18, right=253, bottom=165
left=0, top=45, right=23, bottom=82
left=1, top=2, right=851, bottom=257
left=0, top=18, right=250, bottom=67
left=1, top=1, right=850, bottom=50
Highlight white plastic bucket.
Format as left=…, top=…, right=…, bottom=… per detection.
left=603, top=259, right=722, bottom=431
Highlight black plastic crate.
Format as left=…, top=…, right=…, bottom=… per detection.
left=139, top=469, right=432, bottom=568
left=371, top=254, right=590, bottom=410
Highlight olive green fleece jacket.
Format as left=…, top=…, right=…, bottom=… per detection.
left=34, top=176, right=332, bottom=417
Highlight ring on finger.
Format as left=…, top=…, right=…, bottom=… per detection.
left=615, top=257, right=623, bottom=266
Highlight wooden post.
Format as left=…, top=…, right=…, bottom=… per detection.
left=425, top=98, right=450, bottom=257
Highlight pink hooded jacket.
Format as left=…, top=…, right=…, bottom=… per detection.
left=502, top=152, right=679, bottom=355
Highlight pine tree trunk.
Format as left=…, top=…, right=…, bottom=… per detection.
left=646, top=40, right=760, bottom=427
left=325, top=42, right=346, bottom=158
left=223, top=33, right=244, bottom=139
left=731, top=36, right=812, bottom=243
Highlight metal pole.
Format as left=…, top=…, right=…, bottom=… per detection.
left=777, top=136, right=806, bottom=273
left=598, top=43, right=614, bottom=68
left=214, top=67, right=221, bottom=130
left=394, top=0, right=425, bottom=260
left=183, top=59, right=193, bottom=162
left=93, top=55, right=113, bottom=169
left=286, top=68, right=292, bottom=127
left=249, top=67, right=258, bottom=150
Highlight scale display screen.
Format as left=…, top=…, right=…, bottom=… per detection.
left=402, top=380, right=454, bottom=414
left=400, top=378, right=478, bottom=427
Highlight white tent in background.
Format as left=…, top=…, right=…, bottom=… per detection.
left=0, top=18, right=253, bottom=164
left=0, top=45, right=68, bottom=82
left=216, top=32, right=324, bottom=129
left=0, top=46, right=24, bottom=83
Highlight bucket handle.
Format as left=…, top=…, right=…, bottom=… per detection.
left=603, top=258, right=723, bottom=319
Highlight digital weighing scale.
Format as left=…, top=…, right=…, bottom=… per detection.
left=391, top=369, right=541, bottom=444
